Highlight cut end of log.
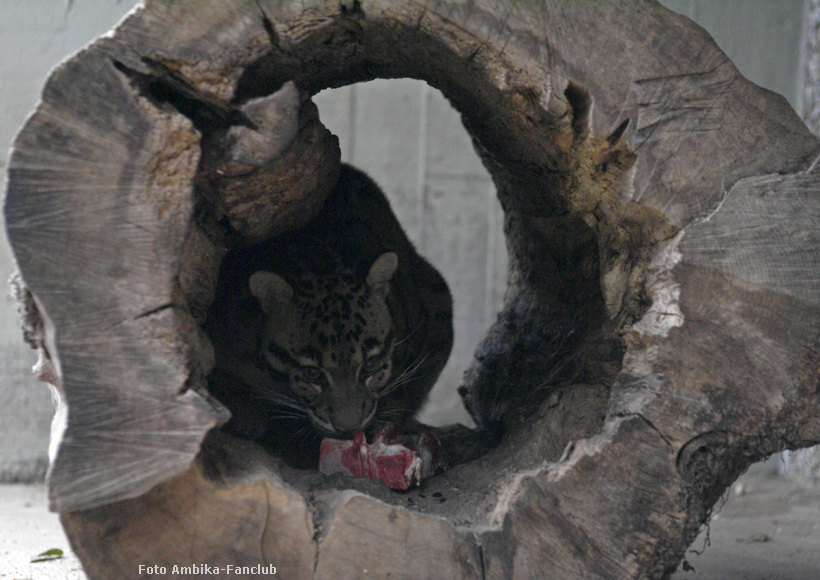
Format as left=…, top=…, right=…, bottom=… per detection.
left=6, top=1, right=820, bottom=579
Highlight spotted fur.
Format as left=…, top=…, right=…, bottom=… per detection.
left=205, top=164, right=453, bottom=467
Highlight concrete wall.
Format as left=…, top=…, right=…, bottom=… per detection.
left=0, top=0, right=810, bottom=478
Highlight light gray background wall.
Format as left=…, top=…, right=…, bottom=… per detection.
left=0, top=0, right=811, bottom=479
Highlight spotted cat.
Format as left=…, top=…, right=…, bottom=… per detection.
left=205, top=164, right=453, bottom=467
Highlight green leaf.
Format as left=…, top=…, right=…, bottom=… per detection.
left=31, top=548, right=64, bottom=563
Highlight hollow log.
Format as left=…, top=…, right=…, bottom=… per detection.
left=5, top=1, right=820, bottom=579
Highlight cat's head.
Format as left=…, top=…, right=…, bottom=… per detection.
left=250, top=252, right=398, bottom=435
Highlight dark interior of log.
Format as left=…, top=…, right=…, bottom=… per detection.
left=113, top=12, right=661, bottom=529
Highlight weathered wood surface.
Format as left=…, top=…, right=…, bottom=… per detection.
left=61, top=433, right=317, bottom=579
left=5, top=1, right=820, bottom=579
left=5, top=44, right=222, bottom=511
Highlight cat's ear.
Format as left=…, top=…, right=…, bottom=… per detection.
left=249, top=271, right=294, bottom=316
left=366, top=252, right=398, bottom=298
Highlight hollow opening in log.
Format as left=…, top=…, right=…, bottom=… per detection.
left=10, top=3, right=820, bottom=576
left=310, top=79, right=504, bottom=430
left=181, top=14, right=656, bottom=526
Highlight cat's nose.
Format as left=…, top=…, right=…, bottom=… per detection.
left=332, top=399, right=375, bottom=433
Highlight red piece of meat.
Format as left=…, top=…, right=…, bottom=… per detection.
left=319, top=423, right=440, bottom=490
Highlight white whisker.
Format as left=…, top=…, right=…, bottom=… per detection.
left=380, top=351, right=432, bottom=396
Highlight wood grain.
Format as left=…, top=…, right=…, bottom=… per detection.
left=5, top=0, right=820, bottom=578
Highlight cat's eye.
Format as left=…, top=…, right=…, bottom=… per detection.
left=300, top=366, right=324, bottom=383
left=361, top=356, right=382, bottom=376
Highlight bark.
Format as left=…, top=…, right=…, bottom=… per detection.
left=5, top=1, right=820, bottom=579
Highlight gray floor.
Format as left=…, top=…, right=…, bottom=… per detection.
left=671, top=465, right=820, bottom=580
left=1, top=466, right=817, bottom=580
left=0, top=483, right=85, bottom=580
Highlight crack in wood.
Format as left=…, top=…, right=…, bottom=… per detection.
left=112, top=57, right=252, bottom=135
left=134, top=303, right=176, bottom=320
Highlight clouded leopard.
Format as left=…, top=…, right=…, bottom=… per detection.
left=205, top=164, right=454, bottom=468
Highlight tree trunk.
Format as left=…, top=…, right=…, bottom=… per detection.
left=5, top=1, right=820, bottom=579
